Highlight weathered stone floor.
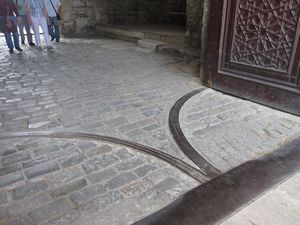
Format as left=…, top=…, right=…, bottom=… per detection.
left=180, top=89, right=300, bottom=172
left=0, top=38, right=199, bottom=164
left=0, top=38, right=201, bottom=225
left=0, top=37, right=300, bottom=224
left=0, top=137, right=197, bottom=225
left=221, top=172, right=300, bottom=225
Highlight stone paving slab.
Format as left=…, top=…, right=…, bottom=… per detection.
left=0, top=137, right=198, bottom=225
left=180, top=89, right=300, bottom=172
left=221, top=172, right=300, bottom=225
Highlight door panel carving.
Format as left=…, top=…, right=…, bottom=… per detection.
left=219, top=0, right=300, bottom=87
left=206, top=0, right=300, bottom=115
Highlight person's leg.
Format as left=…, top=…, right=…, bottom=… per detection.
left=23, top=16, right=34, bottom=44
left=31, top=16, right=41, bottom=47
left=11, top=17, right=21, bottom=50
left=12, top=32, right=22, bottom=50
left=48, top=17, right=54, bottom=40
left=4, top=32, right=14, bottom=51
left=39, top=17, right=52, bottom=47
left=18, top=17, right=25, bottom=44
left=52, top=17, right=60, bottom=42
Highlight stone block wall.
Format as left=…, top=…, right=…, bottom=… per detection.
left=61, top=0, right=111, bottom=35
left=186, top=0, right=203, bottom=48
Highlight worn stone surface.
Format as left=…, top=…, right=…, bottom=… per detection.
left=0, top=138, right=198, bottom=225
left=180, top=89, right=300, bottom=172
left=221, top=172, right=300, bottom=225
left=0, top=37, right=299, bottom=225
left=0, top=38, right=198, bottom=165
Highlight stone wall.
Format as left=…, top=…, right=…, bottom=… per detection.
left=61, top=0, right=111, bottom=35
left=186, top=0, right=203, bottom=48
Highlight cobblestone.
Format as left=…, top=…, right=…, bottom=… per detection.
left=22, top=156, right=49, bottom=169
left=0, top=164, right=22, bottom=177
left=70, top=184, right=106, bottom=206
left=6, top=215, right=36, bottom=225
left=29, top=198, right=73, bottom=223
left=58, top=153, right=86, bottom=169
left=87, top=168, right=118, bottom=184
left=106, top=172, right=138, bottom=190
left=25, top=161, right=60, bottom=179
left=1, top=151, right=31, bottom=166
left=7, top=194, right=50, bottom=216
left=50, top=179, right=88, bottom=198
left=0, top=136, right=199, bottom=224
left=134, top=164, right=158, bottom=177
left=1, top=37, right=298, bottom=224
left=82, top=154, right=120, bottom=174
left=0, top=192, right=7, bottom=206
left=180, top=89, right=300, bottom=171
left=12, top=180, right=48, bottom=200
left=0, top=172, right=23, bottom=188
left=115, top=158, right=145, bottom=171
left=85, top=145, right=112, bottom=157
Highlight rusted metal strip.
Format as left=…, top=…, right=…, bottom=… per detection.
left=169, top=88, right=221, bottom=178
left=0, top=131, right=208, bottom=183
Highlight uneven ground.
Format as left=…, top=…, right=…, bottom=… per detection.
left=0, top=38, right=299, bottom=225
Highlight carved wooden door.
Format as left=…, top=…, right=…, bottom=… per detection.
left=206, top=0, right=300, bottom=116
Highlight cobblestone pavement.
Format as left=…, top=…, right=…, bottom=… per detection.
left=1, top=37, right=300, bottom=224
left=0, top=38, right=201, bottom=224
left=0, top=38, right=199, bottom=163
left=0, top=137, right=198, bottom=225
left=180, top=89, right=300, bottom=172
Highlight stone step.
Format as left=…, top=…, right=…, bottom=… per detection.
left=96, top=25, right=185, bottom=45
left=138, top=39, right=167, bottom=52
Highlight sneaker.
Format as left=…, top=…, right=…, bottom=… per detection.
left=15, top=47, right=23, bottom=52
left=29, top=42, right=35, bottom=46
left=47, top=46, right=54, bottom=51
left=21, top=40, right=25, bottom=45
left=9, top=48, right=14, bottom=53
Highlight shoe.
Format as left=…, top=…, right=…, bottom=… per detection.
left=47, top=46, right=54, bottom=51
left=16, top=47, right=23, bottom=52
left=36, top=46, right=43, bottom=50
left=29, top=42, right=35, bottom=46
left=21, top=40, right=25, bottom=44
left=9, top=48, right=14, bottom=53
left=51, top=37, right=55, bottom=41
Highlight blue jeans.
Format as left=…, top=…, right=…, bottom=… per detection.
left=48, top=17, right=60, bottom=42
left=2, top=16, right=20, bottom=49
